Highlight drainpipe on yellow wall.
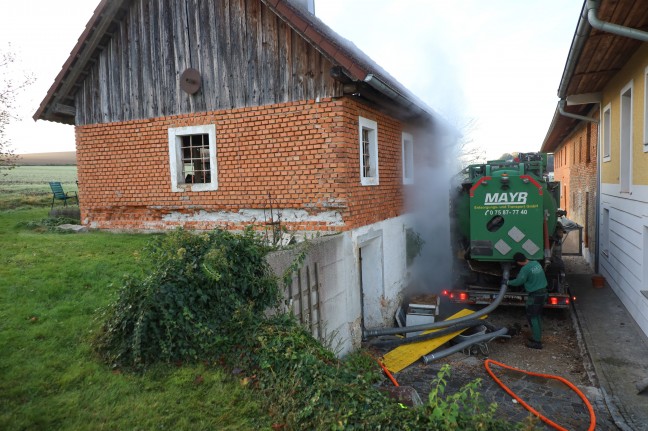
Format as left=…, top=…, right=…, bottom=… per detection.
left=558, top=100, right=599, bottom=123
left=587, top=0, right=648, bottom=42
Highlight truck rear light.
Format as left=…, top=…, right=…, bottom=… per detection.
left=459, top=292, right=468, bottom=301
left=549, top=296, right=559, bottom=305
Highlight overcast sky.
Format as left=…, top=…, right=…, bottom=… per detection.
left=1, top=0, right=583, bottom=159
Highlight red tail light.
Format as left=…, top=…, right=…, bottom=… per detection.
left=549, top=296, right=559, bottom=305
left=459, top=292, right=468, bottom=301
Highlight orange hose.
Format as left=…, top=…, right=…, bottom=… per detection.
left=484, top=359, right=596, bottom=431
left=378, top=359, right=399, bottom=387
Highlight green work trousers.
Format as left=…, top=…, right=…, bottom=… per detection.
left=526, top=290, right=548, bottom=343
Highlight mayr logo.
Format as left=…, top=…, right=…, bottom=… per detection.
left=484, top=192, right=528, bottom=205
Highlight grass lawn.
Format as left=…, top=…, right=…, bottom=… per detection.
left=0, top=166, right=79, bottom=210
left=0, top=207, right=272, bottom=430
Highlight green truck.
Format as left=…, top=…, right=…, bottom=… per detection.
left=447, top=153, right=572, bottom=308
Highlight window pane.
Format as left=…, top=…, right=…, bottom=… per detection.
left=362, top=128, right=371, bottom=177
left=180, top=134, right=210, bottom=184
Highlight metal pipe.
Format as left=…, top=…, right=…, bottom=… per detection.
left=558, top=100, right=599, bottom=123
left=587, top=0, right=648, bottom=42
left=362, top=264, right=511, bottom=339
left=558, top=3, right=592, bottom=99
left=369, top=319, right=497, bottom=349
left=422, top=327, right=509, bottom=364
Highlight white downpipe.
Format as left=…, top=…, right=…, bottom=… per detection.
left=558, top=100, right=599, bottom=123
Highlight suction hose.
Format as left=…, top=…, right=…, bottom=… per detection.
left=368, top=319, right=499, bottom=348
left=421, top=327, right=509, bottom=364
left=363, top=264, right=511, bottom=339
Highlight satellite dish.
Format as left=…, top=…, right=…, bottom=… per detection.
left=180, top=68, right=201, bottom=94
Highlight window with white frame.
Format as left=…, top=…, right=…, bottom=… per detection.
left=402, top=132, right=414, bottom=184
left=168, top=124, right=218, bottom=192
left=603, top=104, right=611, bottom=162
left=644, top=67, right=648, bottom=152
left=359, top=117, right=379, bottom=186
left=602, top=207, right=610, bottom=257
left=620, top=82, right=632, bottom=193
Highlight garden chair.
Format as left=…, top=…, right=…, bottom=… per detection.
left=49, top=181, right=78, bottom=208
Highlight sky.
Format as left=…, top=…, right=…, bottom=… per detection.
left=0, top=0, right=584, bottom=160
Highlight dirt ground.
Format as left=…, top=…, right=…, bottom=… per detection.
left=483, top=255, right=594, bottom=383
left=366, top=256, right=609, bottom=428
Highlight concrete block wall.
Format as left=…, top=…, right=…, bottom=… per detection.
left=75, top=97, right=407, bottom=232
left=266, top=214, right=412, bottom=356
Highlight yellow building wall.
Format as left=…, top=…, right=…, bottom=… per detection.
left=600, top=43, right=648, bottom=186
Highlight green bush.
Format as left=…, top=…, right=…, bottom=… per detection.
left=93, top=228, right=280, bottom=368
left=91, top=227, right=525, bottom=430
left=226, top=315, right=521, bottom=431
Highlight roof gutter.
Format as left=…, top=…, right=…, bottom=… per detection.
left=557, top=2, right=591, bottom=100
left=586, top=0, right=648, bottom=42
left=363, top=73, right=432, bottom=119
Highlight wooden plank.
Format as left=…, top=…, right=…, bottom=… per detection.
left=306, top=265, right=313, bottom=331
left=245, top=0, right=261, bottom=106
left=291, top=30, right=305, bottom=101
left=145, top=0, right=160, bottom=117
left=260, top=2, right=276, bottom=105
left=174, top=0, right=191, bottom=113
left=229, top=0, right=247, bottom=107
left=187, top=0, right=207, bottom=111
left=315, top=262, right=322, bottom=339
left=98, top=52, right=110, bottom=123
left=118, top=19, right=130, bottom=120
left=129, top=1, right=141, bottom=119
left=279, top=21, right=291, bottom=102
left=217, top=0, right=233, bottom=108
left=139, top=0, right=152, bottom=118
left=201, top=0, right=218, bottom=109
left=159, top=0, right=175, bottom=116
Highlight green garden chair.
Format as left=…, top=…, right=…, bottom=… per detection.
left=49, top=181, right=78, bottom=208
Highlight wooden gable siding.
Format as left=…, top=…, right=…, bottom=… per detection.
left=75, top=0, right=343, bottom=126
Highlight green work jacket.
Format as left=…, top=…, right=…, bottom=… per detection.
left=507, top=260, right=547, bottom=293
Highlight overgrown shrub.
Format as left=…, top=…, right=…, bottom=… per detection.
left=93, top=228, right=280, bottom=368
left=227, top=315, right=521, bottom=430
left=92, top=227, right=526, bottom=429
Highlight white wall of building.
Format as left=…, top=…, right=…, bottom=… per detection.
left=267, top=214, right=414, bottom=356
left=599, top=183, right=648, bottom=337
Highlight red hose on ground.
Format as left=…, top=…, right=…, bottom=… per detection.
left=378, top=359, right=399, bottom=387
left=484, top=359, right=596, bottom=431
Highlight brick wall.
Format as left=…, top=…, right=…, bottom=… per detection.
left=75, top=97, right=410, bottom=231
left=552, top=119, right=598, bottom=251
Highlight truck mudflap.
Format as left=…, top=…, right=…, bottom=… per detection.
left=443, top=286, right=572, bottom=309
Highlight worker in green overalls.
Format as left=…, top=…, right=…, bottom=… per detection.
left=507, top=252, right=548, bottom=349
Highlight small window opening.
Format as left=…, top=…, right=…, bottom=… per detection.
left=181, top=134, right=211, bottom=184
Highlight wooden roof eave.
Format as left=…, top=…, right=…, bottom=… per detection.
left=262, top=0, right=444, bottom=126
left=545, top=0, right=648, bottom=152
left=32, top=0, right=129, bottom=124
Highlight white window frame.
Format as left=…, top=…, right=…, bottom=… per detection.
left=602, top=103, right=611, bottom=162
left=602, top=207, right=610, bottom=257
left=168, top=124, right=218, bottom=192
left=359, top=117, right=379, bottom=186
left=620, top=81, right=633, bottom=193
left=402, top=132, right=414, bottom=185
left=644, top=67, right=648, bottom=152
